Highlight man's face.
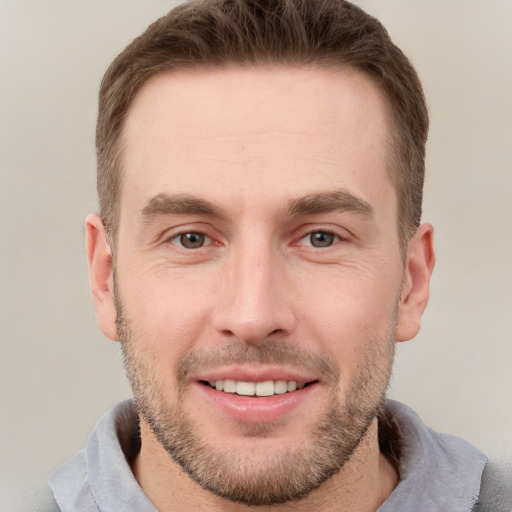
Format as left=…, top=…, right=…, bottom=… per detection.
left=111, top=66, right=409, bottom=504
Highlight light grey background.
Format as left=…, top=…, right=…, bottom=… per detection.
left=1, top=0, right=511, bottom=506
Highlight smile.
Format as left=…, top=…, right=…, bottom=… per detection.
left=205, top=379, right=308, bottom=397
left=197, top=376, right=320, bottom=422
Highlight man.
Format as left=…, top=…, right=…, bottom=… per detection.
left=48, top=0, right=489, bottom=510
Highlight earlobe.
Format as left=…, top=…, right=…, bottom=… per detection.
left=85, top=213, right=119, bottom=341
left=396, top=223, right=436, bottom=342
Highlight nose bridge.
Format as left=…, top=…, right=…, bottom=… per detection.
left=214, top=234, right=295, bottom=343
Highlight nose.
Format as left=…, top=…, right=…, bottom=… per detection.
left=213, top=240, right=297, bottom=345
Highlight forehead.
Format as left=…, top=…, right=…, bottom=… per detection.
left=120, top=65, right=394, bottom=216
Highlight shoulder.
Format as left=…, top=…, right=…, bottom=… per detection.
left=382, top=400, right=512, bottom=511
left=49, top=449, right=99, bottom=511
left=48, top=400, right=149, bottom=512
left=380, top=400, right=488, bottom=471
left=378, top=400, right=488, bottom=511
left=3, top=483, right=60, bottom=512
left=474, top=460, right=512, bottom=512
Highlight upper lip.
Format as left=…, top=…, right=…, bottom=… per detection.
left=191, top=365, right=319, bottom=384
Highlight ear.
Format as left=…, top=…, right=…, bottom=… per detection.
left=396, top=223, right=435, bottom=342
left=85, top=213, right=119, bottom=341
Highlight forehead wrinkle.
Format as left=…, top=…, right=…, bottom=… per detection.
left=139, top=193, right=222, bottom=225
left=284, top=190, right=375, bottom=218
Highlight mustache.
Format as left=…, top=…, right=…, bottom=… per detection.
left=175, top=340, right=340, bottom=384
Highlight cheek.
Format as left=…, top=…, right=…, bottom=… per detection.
left=297, top=266, right=401, bottom=360
left=119, top=267, right=217, bottom=363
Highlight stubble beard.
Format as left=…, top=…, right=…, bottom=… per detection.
left=116, top=298, right=397, bottom=506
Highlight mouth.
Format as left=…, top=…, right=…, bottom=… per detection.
left=201, top=379, right=316, bottom=397
left=194, top=370, right=321, bottom=422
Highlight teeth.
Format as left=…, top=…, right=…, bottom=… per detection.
left=208, top=379, right=308, bottom=396
left=236, top=381, right=255, bottom=396
left=287, top=381, right=297, bottom=392
left=224, top=379, right=236, bottom=393
left=274, top=380, right=288, bottom=394
left=255, top=381, right=274, bottom=396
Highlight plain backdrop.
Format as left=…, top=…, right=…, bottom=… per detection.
left=1, top=0, right=511, bottom=506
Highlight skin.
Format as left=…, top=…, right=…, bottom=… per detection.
left=86, top=66, right=435, bottom=511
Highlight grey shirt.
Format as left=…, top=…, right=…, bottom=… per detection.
left=48, top=399, right=488, bottom=511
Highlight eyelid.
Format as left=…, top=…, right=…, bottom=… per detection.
left=168, top=231, right=213, bottom=249
left=292, top=225, right=350, bottom=246
left=298, top=230, right=340, bottom=248
left=160, top=223, right=220, bottom=247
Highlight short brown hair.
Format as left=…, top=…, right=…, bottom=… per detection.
left=96, top=0, right=428, bottom=251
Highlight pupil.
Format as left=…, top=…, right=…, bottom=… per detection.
left=311, top=232, right=334, bottom=247
left=180, top=233, right=204, bottom=248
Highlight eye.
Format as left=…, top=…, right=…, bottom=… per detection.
left=171, top=232, right=211, bottom=249
left=301, top=231, right=340, bottom=248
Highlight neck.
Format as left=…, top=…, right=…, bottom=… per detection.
left=132, top=418, right=398, bottom=512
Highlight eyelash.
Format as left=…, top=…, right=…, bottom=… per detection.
left=168, top=231, right=214, bottom=249
left=165, top=228, right=344, bottom=251
left=297, top=230, right=341, bottom=248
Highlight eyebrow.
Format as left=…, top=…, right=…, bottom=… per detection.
left=139, top=189, right=374, bottom=224
left=285, top=190, right=374, bottom=218
left=140, top=193, right=221, bottom=223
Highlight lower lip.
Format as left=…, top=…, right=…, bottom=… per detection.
left=195, top=382, right=318, bottom=423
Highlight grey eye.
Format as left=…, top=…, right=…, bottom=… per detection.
left=178, top=232, right=206, bottom=249
left=309, top=232, right=336, bottom=247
